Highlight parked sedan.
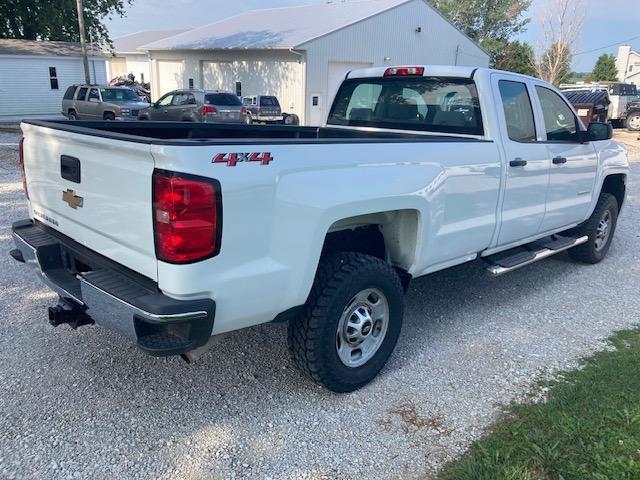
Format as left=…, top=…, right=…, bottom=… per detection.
left=139, top=90, right=247, bottom=123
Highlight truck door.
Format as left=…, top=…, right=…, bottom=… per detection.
left=532, top=85, right=598, bottom=231
left=493, top=75, right=551, bottom=246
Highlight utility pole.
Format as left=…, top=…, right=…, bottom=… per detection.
left=76, top=0, right=91, bottom=84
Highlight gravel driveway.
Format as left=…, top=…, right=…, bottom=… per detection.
left=1, top=129, right=639, bottom=480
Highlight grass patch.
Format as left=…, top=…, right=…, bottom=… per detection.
left=439, top=328, right=640, bottom=480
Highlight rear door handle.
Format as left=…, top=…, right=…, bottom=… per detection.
left=553, top=156, right=567, bottom=164
left=509, top=158, right=527, bottom=167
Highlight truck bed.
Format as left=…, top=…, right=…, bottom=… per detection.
left=24, top=120, right=485, bottom=145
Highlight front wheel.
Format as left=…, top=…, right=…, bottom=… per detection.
left=568, top=193, right=619, bottom=264
left=288, top=252, right=404, bottom=392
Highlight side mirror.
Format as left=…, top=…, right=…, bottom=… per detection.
left=586, top=122, right=613, bottom=142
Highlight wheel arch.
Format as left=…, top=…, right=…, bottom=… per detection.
left=600, top=173, right=627, bottom=210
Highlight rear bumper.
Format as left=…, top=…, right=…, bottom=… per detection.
left=255, top=115, right=284, bottom=123
left=11, top=219, right=215, bottom=356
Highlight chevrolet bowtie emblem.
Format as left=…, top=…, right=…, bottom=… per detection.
left=62, top=189, right=83, bottom=209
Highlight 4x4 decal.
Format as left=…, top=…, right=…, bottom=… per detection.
left=213, top=152, right=273, bottom=166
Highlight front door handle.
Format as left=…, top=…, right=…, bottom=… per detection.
left=553, top=156, right=567, bottom=164
left=509, top=158, right=527, bottom=167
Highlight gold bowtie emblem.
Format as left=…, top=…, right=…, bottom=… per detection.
left=62, top=189, right=83, bottom=209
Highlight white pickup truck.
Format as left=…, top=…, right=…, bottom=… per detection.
left=11, top=66, right=629, bottom=392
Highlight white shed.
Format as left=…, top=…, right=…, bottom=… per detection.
left=0, top=39, right=107, bottom=121
left=108, top=29, right=188, bottom=83
left=141, top=0, right=489, bottom=125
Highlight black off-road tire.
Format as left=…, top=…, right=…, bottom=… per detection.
left=67, top=110, right=77, bottom=120
left=287, top=252, right=404, bottom=393
left=103, top=112, right=115, bottom=121
left=568, top=193, right=618, bottom=264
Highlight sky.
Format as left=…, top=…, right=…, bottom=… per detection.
left=105, top=0, right=640, bottom=72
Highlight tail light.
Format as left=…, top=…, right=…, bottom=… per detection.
left=18, top=137, right=28, bottom=198
left=255, top=107, right=261, bottom=115
left=152, top=170, right=222, bottom=264
left=201, top=105, right=218, bottom=115
left=241, top=106, right=248, bottom=115
left=384, top=66, right=425, bottom=76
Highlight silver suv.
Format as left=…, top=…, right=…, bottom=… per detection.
left=62, top=85, right=150, bottom=120
left=139, top=90, right=247, bottom=123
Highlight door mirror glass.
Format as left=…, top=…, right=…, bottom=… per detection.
left=587, top=122, right=613, bottom=141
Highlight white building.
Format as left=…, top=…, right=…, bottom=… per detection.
left=107, top=29, right=187, bottom=82
left=616, top=45, right=640, bottom=85
left=0, top=39, right=107, bottom=121
left=138, top=0, right=488, bottom=125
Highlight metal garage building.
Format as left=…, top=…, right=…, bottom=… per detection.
left=141, top=0, right=489, bottom=125
left=0, top=39, right=107, bottom=121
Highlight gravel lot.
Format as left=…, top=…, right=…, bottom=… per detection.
left=1, top=128, right=639, bottom=480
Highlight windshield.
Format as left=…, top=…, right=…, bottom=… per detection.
left=205, top=93, right=242, bottom=106
left=100, top=88, right=140, bottom=102
left=327, top=77, right=483, bottom=135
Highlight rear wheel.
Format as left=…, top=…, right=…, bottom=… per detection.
left=288, top=252, right=404, bottom=392
left=67, top=110, right=77, bottom=120
left=626, top=111, right=640, bottom=131
left=568, top=193, right=618, bottom=264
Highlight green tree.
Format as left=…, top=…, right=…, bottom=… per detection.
left=0, top=0, right=131, bottom=48
left=591, top=54, right=618, bottom=82
left=491, top=40, right=536, bottom=75
left=431, top=0, right=532, bottom=67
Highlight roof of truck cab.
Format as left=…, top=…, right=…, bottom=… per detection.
left=346, top=65, right=479, bottom=79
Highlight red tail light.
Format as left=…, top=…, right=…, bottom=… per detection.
left=384, top=66, right=425, bottom=76
left=18, top=137, right=28, bottom=198
left=152, top=170, right=222, bottom=264
left=202, top=105, right=218, bottom=115
left=255, top=107, right=261, bottom=115
left=241, top=106, right=248, bottom=115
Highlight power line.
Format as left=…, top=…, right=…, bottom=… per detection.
left=574, top=34, right=640, bottom=56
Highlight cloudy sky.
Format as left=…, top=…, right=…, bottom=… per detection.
left=106, top=0, right=640, bottom=72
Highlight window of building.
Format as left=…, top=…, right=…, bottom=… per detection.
left=49, top=67, right=59, bottom=90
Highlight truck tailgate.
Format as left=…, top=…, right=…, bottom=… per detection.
left=21, top=123, right=158, bottom=281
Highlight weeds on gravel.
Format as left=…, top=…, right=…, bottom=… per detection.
left=439, top=328, right=640, bottom=480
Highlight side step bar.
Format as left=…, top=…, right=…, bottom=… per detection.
left=486, top=235, right=588, bottom=276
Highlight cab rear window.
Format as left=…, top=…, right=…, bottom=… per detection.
left=260, top=96, right=279, bottom=107
left=327, top=77, right=483, bottom=136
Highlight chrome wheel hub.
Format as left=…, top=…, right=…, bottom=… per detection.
left=336, top=288, right=389, bottom=368
left=594, top=210, right=611, bottom=252
left=629, top=115, right=640, bottom=130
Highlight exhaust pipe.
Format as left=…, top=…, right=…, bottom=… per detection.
left=48, top=304, right=94, bottom=329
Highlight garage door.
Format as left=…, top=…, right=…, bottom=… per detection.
left=157, top=61, right=184, bottom=97
left=108, top=57, right=127, bottom=79
left=201, top=61, right=235, bottom=91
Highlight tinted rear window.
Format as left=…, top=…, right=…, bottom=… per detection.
left=205, top=93, right=242, bottom=106
left=327, top=77, right=483, bottom=136
left=63, top=86, right=76, bottom=100
left=260, top=96, right=279, bottom=107
left=76, top=87, right=88, bottom=100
